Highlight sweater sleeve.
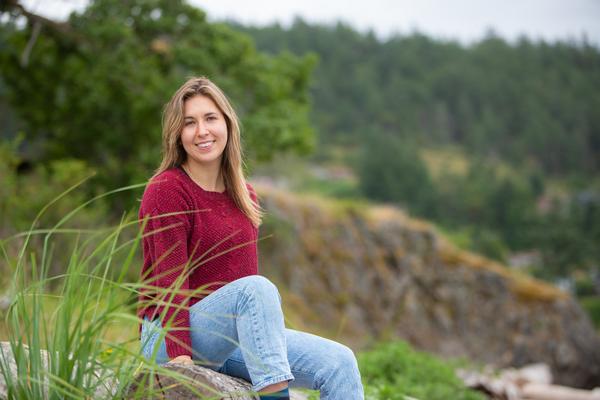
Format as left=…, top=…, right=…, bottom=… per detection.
left=142, top=187, right=194, bottom=359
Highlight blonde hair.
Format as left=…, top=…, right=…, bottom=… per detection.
left=152, top=76, right=262, bottom=226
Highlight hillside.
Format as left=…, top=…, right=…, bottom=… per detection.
left=254, top=183, right=600, bottom=389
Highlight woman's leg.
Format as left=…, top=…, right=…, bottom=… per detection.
left=219, top=328, right=364, bottom=400
left=139, top=275, right=294, bottom=392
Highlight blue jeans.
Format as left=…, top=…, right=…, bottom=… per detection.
left=140, top=275, right=364, bottom=399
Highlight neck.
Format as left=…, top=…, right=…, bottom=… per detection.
left=182, top=161, right=225, bottom=192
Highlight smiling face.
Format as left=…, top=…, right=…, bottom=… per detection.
left=180, top=95, right=229, bottom=170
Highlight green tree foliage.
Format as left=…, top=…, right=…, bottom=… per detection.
left=239, top=19, right=600, bottom=279
left=533, top=192, right=600, bottom=278
left=440, top=161, right=538, bottom=245
left=357, top=133, right=437, bottom=217
left=239, top=19, right=600, bottom=177
left=0, top=0, right=316, bottom=210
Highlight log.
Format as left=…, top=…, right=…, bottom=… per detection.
left=521, top=383, right=600, bottom=400
left=126, top=364, right=307, bottom=399
left=457, top=363, right=600, bottom=400
left=0, top=342, right=307, bottom=399
left=126, top=364, right=259, bottom=399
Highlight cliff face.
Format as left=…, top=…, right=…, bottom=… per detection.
left=255, top=185, right=600, bottom=389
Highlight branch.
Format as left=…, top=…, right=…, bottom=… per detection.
left=20, top=19, right=41, bottom=67
left=3, top=0, right=73, bottom=36
left=3, top=0, right=86, bottom=64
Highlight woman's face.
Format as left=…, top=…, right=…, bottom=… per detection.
left=181, top=95, right=228, bottom=169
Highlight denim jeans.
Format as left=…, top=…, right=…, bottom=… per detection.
left=140, top=275, right=364, bottom=399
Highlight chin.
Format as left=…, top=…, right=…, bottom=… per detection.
left=192, top=155, right=223, bottom=167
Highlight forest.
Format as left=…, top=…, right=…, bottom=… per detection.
left=236, top=18, right=600, bottom=284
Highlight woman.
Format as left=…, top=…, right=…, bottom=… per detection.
left=137, top=76, right=364, bottom=399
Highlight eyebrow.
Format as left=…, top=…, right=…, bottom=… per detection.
left=184, top=112, right=218, bottom=119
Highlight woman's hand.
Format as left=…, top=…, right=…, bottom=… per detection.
left=168, top=355, right=194, bottom=365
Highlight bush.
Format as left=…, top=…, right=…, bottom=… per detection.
left=358, top=341, right=485, bottom=400
left=580, top=297, right=600, bottom=330
left=1, top=140, right=107, bottom=223
left=575, top=278, right=597, bottom=297
left=0, top=139, right=126, bottom=283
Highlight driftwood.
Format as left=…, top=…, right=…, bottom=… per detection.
left=457, top=363, right=600, bottom=400
left=0, top=342, right=307, bottom=400
left=521, top=384, right=600, bottom=400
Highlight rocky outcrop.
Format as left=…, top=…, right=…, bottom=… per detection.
left=255, top=185, right=600, bottom=389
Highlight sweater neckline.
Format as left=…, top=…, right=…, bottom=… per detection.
left=175, top=165, right=229, bottom=200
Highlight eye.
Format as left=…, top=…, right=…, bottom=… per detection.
left=207, top=115, right=217, bottom=121
left=184, top=120, right=195, bottom=126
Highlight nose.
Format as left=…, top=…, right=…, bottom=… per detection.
left=196, top=122, right=209, bottom=136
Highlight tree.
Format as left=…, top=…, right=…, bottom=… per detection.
left=357, top=132, right=437, bottom=218
left=0, top=0, right=316, bottom=210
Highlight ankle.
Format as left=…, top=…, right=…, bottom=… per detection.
left=259, top=386, right=289, bottom=400
left=260, top=381, right=288, bottom=393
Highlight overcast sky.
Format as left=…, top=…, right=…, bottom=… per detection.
left=19, top=0, right=600, bottom=46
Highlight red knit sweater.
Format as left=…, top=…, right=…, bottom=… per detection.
left=137, top=166, right=259, bottom=358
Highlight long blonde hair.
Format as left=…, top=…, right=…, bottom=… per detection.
left=152, top=76, right=262, bottom=226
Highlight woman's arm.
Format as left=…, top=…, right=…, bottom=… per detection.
left=141, top=183, right=195, bottom=359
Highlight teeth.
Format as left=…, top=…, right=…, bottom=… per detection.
left=197, top=141, right=214, bottom=148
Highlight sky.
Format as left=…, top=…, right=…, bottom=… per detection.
left=18, top=0, right=600, bottom=46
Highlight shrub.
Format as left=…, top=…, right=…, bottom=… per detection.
left=580, top=297, right=600, bottom=330
left=358, top=341, right=485, bottom=400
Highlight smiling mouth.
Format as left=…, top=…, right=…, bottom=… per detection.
left=196, top=140, right=216, bottom=149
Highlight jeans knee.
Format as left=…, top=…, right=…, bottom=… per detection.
left=237, top=275, right=280, bottom=301
left=332, top=344, right=359, bottom=371
left=315, top=343, right=363, bottom=396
